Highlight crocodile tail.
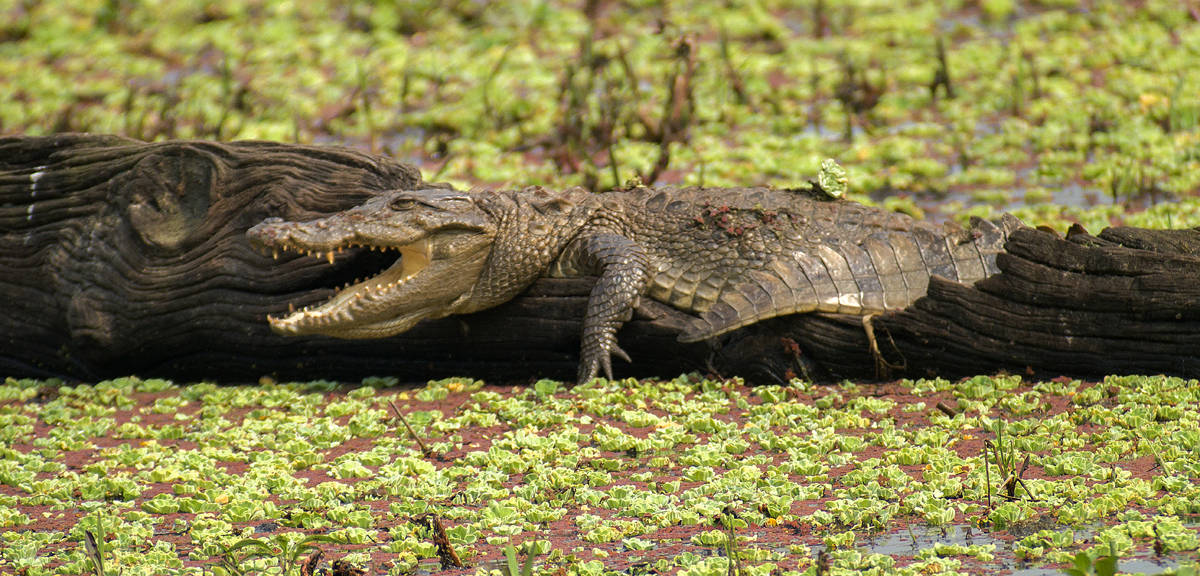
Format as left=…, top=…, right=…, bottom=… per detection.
left=677, top=213, right=1027, bottom=343
left=891, top=214, right=1024, bottom=292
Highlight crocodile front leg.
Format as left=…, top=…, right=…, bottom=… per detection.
left=555, top=233, right=651, bottom=383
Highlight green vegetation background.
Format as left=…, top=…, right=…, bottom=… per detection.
left=1, top=0, right=1198, bottom=228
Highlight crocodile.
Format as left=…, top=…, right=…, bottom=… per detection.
left=247, top=186, right=1023, bottom=382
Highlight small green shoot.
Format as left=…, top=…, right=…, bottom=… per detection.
left=1061, top=547, right=1117, bottom=576
left=501, top=543, right=536, bottom=576
left=82, top=529, right=105, bottom=576
left=717, top=506, right=743, bottom=576
left=217, top=534, right=338, bottom=576
left=984, top=420, right=1036, bottom=509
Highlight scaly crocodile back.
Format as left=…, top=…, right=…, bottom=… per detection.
left=592, top=187, right=1023, bottom=342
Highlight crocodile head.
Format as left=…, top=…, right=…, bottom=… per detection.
left=247, top=189, right=496, bottom=338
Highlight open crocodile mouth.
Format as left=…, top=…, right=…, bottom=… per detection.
left=268, top=239, right=432, bottom=334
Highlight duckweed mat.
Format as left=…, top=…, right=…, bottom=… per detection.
left=1, top=375, right=1197, bottom=575
left=2, top=1, right=1199, bottom=229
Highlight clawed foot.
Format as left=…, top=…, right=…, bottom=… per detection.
left=577, top=334, right=632, bottom=385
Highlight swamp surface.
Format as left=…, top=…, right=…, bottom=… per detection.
left=2, top=375, right=1199, bottom=575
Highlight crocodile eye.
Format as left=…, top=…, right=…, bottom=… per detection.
left=389, top=197, right=417, bottom=211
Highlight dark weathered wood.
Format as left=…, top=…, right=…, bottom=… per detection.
left=866, top=225, right=1200, bottom=379
left=1, top=134, right=426, bottom=380
left=2, top=134, right=1198, bottom=384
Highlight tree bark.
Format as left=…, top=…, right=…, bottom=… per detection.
left=2, top=134, right=1197, bottom=384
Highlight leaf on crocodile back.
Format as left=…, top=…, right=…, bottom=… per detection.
left=817, top=158, right=848, bottom=199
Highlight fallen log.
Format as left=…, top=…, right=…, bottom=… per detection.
left=2, top=134, right=1197, bottom=383
left=779, top=224, right=1200, bottom=381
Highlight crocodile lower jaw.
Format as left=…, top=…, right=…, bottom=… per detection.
left=268, top=238, right=432, bottom=334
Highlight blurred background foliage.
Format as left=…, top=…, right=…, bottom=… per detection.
left=1, top=0, right=1198, bottom=229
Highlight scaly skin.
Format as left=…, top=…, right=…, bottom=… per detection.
left=248, top=185, right=1023, bottom=383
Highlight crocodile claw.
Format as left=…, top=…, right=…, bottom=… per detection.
left=577, top=338, right=631, bottom=385
left=611, top=344, right=632, bottom=364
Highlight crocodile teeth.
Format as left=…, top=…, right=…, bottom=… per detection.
left=267, top=237, right=432, bottom=331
